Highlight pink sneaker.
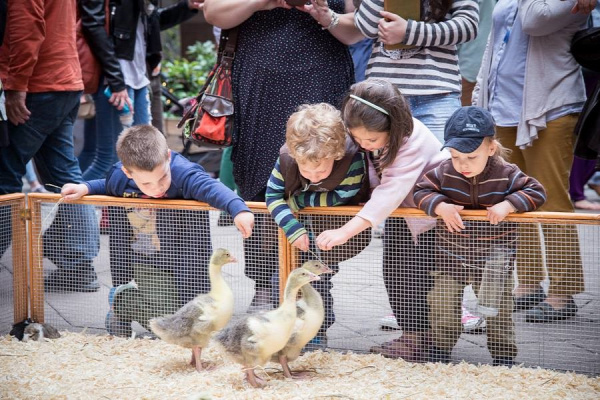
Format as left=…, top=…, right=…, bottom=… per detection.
left=462, top=305, right=486, bottom=333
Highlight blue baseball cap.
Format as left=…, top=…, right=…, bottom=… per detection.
left=441, top=106, right=496, bottom=153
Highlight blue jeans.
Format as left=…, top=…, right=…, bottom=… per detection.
left=81, top=82, right=150, bottom=180
left=405, top=93, right=461, bottom=143
left=349, top=38, right=374, bottom=83
left=0, top=91, right=99, bottom=273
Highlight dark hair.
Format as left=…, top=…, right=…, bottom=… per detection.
left=429, top=0, right=453, bottom=22
left=341, top=79, right=413, bottom=170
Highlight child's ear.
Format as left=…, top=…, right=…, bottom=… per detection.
left=121, top=166, right=134, bottom=179
left=488, top=139, right=498, bottom=156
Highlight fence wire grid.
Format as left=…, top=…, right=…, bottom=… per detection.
left=1, top=193, right=599, bottom=375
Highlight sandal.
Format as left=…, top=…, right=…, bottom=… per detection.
left=525, top=298, right=577, bottom=323
left=513, top=285, right=546, bottom=311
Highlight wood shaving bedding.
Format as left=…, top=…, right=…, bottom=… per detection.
left=0, top=332, right=598, bottom=400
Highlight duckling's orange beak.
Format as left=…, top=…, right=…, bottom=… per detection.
left=309, top=274, right=321, bottom=283
left=228, top=255, right=237, bottom=263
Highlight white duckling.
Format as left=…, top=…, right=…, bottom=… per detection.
left=149, top=248, right=236, bottom=371
left=215, top=268, right=320, bottom=388
left=273, top=260, right=333, bottom=378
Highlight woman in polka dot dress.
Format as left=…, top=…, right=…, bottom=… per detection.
left=204, top=0, right=355, bottom=311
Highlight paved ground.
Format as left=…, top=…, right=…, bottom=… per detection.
left=1, top=183, right=599, bottom=376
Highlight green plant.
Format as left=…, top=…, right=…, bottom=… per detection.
left=161, top=41, right=217, bottom=105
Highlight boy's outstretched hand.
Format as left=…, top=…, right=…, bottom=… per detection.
left=234, top=211, right=254, bottom=239
left=291, top=233, right=310, bottom=252
left=435, top=202, right=465, bottom=233
left=61, top=183, right=89, bottom=201
left=487, top=201, right=515, bottom=225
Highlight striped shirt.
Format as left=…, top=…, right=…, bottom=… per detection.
left=266, top=152, right=367, bottom=244
left=355, top=0, right=479, bottom=96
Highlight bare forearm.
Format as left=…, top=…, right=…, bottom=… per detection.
left=330, top=12, right=366, bottom=45
left=204, top=0, right=262, bottom=28
left=341, top=215, right=372, bottom=237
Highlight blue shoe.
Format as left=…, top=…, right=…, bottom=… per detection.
left=303, top=334, right=328, bottom=352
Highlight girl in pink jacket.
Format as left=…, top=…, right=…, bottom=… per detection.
left=316, top=79, right=448, bottom=362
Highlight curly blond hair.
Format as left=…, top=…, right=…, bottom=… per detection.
left=286, top=103, right=346, bottom=164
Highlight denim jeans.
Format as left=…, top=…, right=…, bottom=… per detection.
left=80, top=81, right=151, bottom=180
left=0, top=91, right=100, bottom=273
left=405, top=93, right=461, bottom=143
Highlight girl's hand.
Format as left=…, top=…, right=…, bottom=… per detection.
left=233, top=212, right=255, bottom=239
left=300, top=0, right=333, bottom=28
left=316, top=228, right=349, bottom=250
left=487, top=201, right=515, bottom=225
left=291, top=233, right=310, bottom=252
left=378, top=10, right=408, bottom=45
left=61, top=183, right=89, bottom=201
left=435, top=202, right=465, bottom=233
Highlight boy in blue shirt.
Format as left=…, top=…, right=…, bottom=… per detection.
left=62, top=125, right=254, bottom=336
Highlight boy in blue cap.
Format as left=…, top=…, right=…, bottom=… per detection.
left=413, top=106, right=547, bottom=366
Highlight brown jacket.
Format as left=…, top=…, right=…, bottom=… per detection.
left=0, top=0, right=83, bottom=92
left=414, top=156, right=547, bottom=282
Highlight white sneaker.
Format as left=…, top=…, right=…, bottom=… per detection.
left=379, top=314, right=400, bottom=330
left=462, top=305, right=486, bottom=333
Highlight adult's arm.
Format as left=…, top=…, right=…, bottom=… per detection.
left=157, top=0, right=198, bottom=31
left=204, top=0, right=289, bottom=29
left=302, top=0, right=366, bottom=45
left=79, top=0, right=126, bottom=92
left=520, top=0, right=586, bottom=36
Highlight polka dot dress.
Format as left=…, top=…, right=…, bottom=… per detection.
left=231, top=3, right=354, bottom=201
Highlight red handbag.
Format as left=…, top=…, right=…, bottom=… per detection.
left=179, top=28, right=238, bottom=147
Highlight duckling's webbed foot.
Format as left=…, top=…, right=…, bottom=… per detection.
left=244, top=368, right=266, bottom=388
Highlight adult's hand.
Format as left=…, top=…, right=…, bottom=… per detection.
left=4, top=90, right=30, bottom=125
left=301, top=0, right=334, bottom=27
left=378, top=10, right=408, bottom=46
left=569, top=0, right=597, bottom=14
left=108, top=89, right=133, bottom=113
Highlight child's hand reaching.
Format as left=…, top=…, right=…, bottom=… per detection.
left=233, top=211, right=254, bottom=239
left=487, top=201, right=515, bottom=225
left=435, top=202, right=465, bottom=233
left=316, top=228, right=349, bottom=251
left=61, top=183, right=89, bottom=201
left=291, top=233, right=310, bottom=252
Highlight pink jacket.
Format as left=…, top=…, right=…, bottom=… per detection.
left=357, top=118, right=449, bottom=232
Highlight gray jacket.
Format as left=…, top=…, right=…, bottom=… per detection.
left=473, top=0, right=587, bottom=148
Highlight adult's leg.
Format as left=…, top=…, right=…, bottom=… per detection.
left=82, top=81, right=122, bottom=180
left=2, top=91, right=100, bottom=290
left=495, top=126, right=545, bottom=295
left=569, top=156, right=600, bottom=209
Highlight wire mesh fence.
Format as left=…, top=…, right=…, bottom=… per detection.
left=5, top=194, right=600, bottom=375
left=0, top=194, right=28, bottom=335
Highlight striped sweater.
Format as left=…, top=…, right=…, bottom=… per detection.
left=413, top=156, right=546, bottom=281
left=266, top=140, right=369, bottom=244
left=355, top=0, right=479, bottom=96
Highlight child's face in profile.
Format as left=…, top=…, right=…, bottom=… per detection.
left=122, top=161, right=172, bottom=198
left=297, top=158, right=335, bottom=184
left=348, top=126, right=389, bottom=152
left=449, top=138, right=497, bottom=179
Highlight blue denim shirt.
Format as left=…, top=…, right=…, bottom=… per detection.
left=488, top=0, right=580, bottom=127
left=488, top=0, right=526, bottom=126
